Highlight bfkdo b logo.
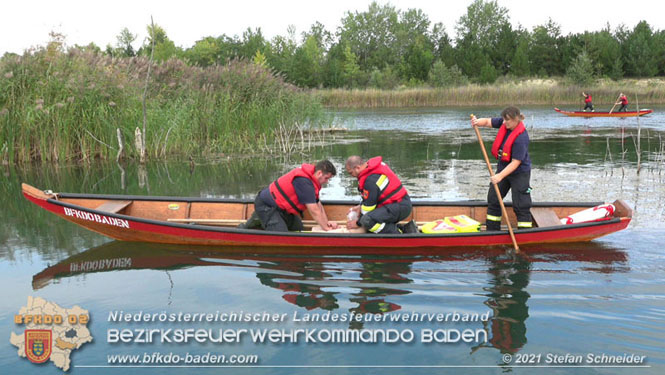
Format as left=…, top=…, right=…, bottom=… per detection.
left=25, top=330, right=52, bottom=363
left=10, top=297, right=93, bottom=371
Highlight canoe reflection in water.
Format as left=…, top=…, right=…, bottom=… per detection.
left=256, top=258, right=411, bottom=330
left=33, top=241, right=628, bottom=353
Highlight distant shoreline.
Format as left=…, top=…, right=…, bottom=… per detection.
left=314, top=78, right=665, bottom=109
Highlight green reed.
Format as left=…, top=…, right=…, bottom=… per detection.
left=315, top=78, right=665, bottom=108
left=0, top=48, right=327, bottom=164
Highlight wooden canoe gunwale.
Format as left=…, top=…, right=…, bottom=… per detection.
left=51, top=194, right=624, bottom=238
left=54, top=191, right=601, bottom=208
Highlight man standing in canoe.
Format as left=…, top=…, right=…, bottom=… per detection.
left=582, top=92, right=594, bottom=112
left=471, top=106, right=533, bottom=231
left=616, top=93, right=628, bottom=112
left=242, top=160, right=339, bottom=232
left=345, top=156, right=415, bottom=234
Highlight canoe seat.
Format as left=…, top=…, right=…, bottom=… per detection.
left=531, top=208, right=561, bottom=228
left=95, top=200, right=132, bottom=214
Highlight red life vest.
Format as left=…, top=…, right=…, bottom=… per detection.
left=269, top=164, right=321, bottom=215
left=357, top=157, right=407, bottom=207
left=620, top=96, right=628, bottom=105
left=585, top=94, right=592, bottom=103
left=491, top=122, right=526, bottom=162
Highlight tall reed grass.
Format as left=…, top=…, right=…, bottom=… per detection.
left=315, top=78, right=665, bottom=108
left=0, top=48, right=328, bottom=164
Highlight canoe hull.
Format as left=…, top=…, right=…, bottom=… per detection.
left=554, top=108, right=652, bottom=117
left=23, top=185, right=631, bottom=249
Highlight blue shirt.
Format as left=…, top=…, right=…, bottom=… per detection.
left=491, top=117, right=531, bottom=174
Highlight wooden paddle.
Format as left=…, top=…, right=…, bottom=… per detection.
left=608, top=94, right=622, bottom=114
left=470, top=114, right=520, bottom=252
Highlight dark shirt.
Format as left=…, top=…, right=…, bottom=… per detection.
left=259, top=177, right=318, bottom=208
left=491, top=117, right=531, bottom=174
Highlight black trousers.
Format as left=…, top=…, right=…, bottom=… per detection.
left=358, top=196, right=412, bottom=234
left=583, top=102, right=594, bottom=111
left=618, top=104, right=628, bottom=112
left=253, top=194, right=304, bottom=232
left=486, top=171, right=532, bottom=231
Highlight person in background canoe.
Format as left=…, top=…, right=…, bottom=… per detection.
left=471, top=107, right=533, bottom=231
left=582, top=92, right=594, bottom=112
left=345, top=156, right=416, bottom=234
left=241, top=160, right=339, bottom=232
left=616, top=93, right=628, bottom=112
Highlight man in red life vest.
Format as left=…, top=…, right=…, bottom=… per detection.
left=345, top=156, right=415, bottom=234
left=582, top=92, right=594, bottom=112
left=243, top=160, right=339, bottom=232
left=616, top=93, right=628, bottom=112
left=471, top=106, right=533, bottom=231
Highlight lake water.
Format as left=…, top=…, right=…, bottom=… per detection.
left=2, top=106, right=664, bottom=374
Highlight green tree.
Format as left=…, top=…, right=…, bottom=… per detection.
left=654, top=30, right=665, bottom=75
left=239, top=27, right=268, bottom=60
left=115, top=28, right=137, bottom=57
left=341, top=45, right=362, bottom=87
left=185, top=37, right=220, bottom=67
left=610, top=56, right=624, bottom=80
left=454, top=0, right=509, bottom=78
left=266, top=27, right=297, bottom=80
left=143, top=23, right=179, bottom=61
left=292, top=35, right=325, bottom=87
left=431, top=22, right=455, bottom=68
left=622, top=21, right=658, bottom=77
left=322, top=42, right=345, bottom=87
left=478, top=62, right=498, bottom=84
left=529, top=19, right=564, bottom=76
left=338, top=1, right=399, bottom=71
left=428, top=60, right=468, bottom=87
left=303, top=21, right=334, bottom=51
left=510, top=36, right=530, bottom=76
left=369, top=66, right=400, bottom=89
left=455, top=0, right=508, bottom=52
left=588, top=28, right=622, bottom=77
left=566, top=50, right=595, bottom=85
left=402, top=35, right=434, bottom=81
left=493, top=23, right=517, bottom=74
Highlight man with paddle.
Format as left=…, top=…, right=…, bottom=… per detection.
left=615, top=93, right=629, bottom=112
left=471, top=107, right=533, bottom=236
left=241, top=160, right=339, bottom=232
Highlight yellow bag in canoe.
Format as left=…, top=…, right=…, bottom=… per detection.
left=421, top=215, right=481, bottom=234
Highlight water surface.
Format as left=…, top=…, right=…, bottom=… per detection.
left=2, top=106, right=664, bottom=374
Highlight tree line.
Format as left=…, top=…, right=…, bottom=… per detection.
left=8, top=0, right=665, bottom=89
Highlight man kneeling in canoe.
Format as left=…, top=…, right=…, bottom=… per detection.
left=241, top=160, right=339, bottom=232
left=345, top=156, right=416, bottom=234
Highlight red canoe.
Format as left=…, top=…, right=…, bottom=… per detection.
left=22, top=183, right=632, bottom=249
left=554, top=107, right=652, bottom=117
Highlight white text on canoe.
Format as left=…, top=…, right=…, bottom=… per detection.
left=63, top=207, right=130, bottom=228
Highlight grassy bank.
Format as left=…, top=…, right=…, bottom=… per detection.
left=0, top=48, right=328, bottom=164
left=314, top=78, right=665, bottom=108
